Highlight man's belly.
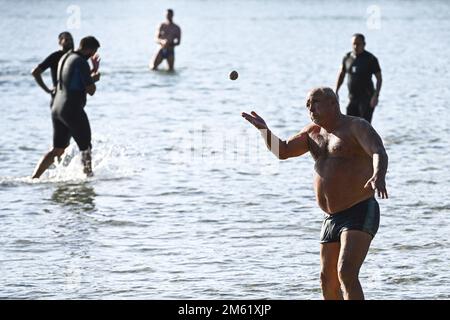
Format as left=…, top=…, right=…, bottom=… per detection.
left=314, top=157, right=374, bottom=214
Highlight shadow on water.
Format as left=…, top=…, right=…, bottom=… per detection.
left=51, top=182, right=97, bottom=213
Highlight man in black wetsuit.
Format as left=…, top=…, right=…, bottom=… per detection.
left=335, top=34, right=382, bottom=123
left=32, top=36, right=101, bottom=179
left=31, top=32, right=74, bottom=107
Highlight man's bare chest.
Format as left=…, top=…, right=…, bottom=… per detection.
left=308, top=131, right=359, bottom=160
left=161, top=24, right=177, bottom=35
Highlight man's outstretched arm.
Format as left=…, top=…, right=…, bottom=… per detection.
left=241, top=111, right=309, bottom=160
left=353, top=119, right=389, bottom=198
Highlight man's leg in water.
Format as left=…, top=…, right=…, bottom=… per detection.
left=151, top=48, right=165, bottom=70
left=68, top=110, right=93, bottom=177
left=338, top=230, right=372, bottom=300
left=81, top=147, right=93, bottom=177
left=167, top=53, right=175, bottom=71
left=32, top=147, right=66, bottom=179
left=320, top=242, right=343, bottom=300
left=359, top=98, right=374, bottom=123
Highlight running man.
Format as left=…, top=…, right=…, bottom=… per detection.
left=335, top=34, right=382, bottom=123
left=242, top=87, right=388, bottom=300
left=31, top=32, right=74, bottom=107
left=150, top=9, right=181, bottom=71
left=32, top=36, right=101, bottom=179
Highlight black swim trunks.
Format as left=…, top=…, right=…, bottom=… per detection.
left=320, top=197, right=380, bottom=243
left=162, top=47, right=174, bottom=59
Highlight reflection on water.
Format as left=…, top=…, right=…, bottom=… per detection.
left=51, top=183, right=96, bottom=213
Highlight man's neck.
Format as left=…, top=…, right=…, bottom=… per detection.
left=321, top=113, right=344, bottom=133
left=75, top=50, right=90, bottom=59
left=353, top=50, right=365, bottom=57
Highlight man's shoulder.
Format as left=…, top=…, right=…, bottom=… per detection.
left=303, top=123, right=321, bottom=134
left=39, top=50, right=64, bottom=67
left=343, top=51, right=352, bottom=59
left=64, top=52, right=88, bottom=70
left=344, top=115, right=372, bottom=133
left=363, top=50, right=378, bottom=60
left=49, top=50, right=64, bottom=59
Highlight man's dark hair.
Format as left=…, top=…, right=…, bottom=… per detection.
left=79, top=36, right=100, bottom=50
left=352, top=33, right=365, bottom=43
left=58, top=31, right=73, bottom=41
left=167, top=9, right=174, bottom=15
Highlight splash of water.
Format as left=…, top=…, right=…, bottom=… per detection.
left=0, top=136, right=137, bottom=186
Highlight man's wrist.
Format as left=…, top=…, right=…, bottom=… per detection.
left=259, top=128, right=271, bottom=141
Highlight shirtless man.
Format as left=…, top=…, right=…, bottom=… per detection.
left=242, top=87, right=388, bottom=300
left=150, top=9, right=181, bottom=71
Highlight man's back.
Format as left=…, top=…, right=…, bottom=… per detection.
left=53, top=52, right=92, bottom=113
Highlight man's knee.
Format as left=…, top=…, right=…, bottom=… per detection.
left=338, top=263, right=360, bottom=286
left=320, top=269, right=340, bottom=289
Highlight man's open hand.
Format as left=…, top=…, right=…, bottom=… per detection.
left=241, top=111, right=268, bottom=130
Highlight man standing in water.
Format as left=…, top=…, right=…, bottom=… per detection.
left=150, top=9, right=181, bottom=71
left=32, top=36, right=101, bottom=179
left=335, top=34, right=382, bottom=123
left=242, top=87, right=388, bottom=300
left=31, top=32, right=74, bottom=107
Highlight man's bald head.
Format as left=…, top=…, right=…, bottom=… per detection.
left=306, top=87, right=341, bottom=126
left=307, top=87, right=339, bottom=105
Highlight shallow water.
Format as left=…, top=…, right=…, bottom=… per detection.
left=0, top=0, right=449, bottom=299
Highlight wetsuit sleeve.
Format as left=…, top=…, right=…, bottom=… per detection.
left=80, top=59, right=94, bottom=88
left=38, top=51, right=59, bottom=71
left=370, top=56, right=381, bottom=74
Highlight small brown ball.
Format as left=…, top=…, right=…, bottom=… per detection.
left=229, top=70, right=239, bottom=80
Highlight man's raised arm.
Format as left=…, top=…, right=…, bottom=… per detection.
left=241, top=111, right=309, bottom=160
left=353, top=119, right=389, bottom=198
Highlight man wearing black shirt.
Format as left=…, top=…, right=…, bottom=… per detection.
left=335, top=34, right=382, bottom=123
left=31, top=32, right=74, bottom=107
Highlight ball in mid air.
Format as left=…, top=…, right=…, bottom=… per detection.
left=229, top=70, right=239, bottom=80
